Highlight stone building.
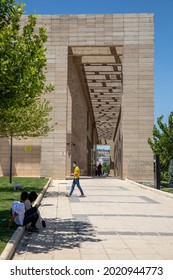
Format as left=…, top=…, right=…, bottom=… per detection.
left=0, top=14, right=154, bottom=180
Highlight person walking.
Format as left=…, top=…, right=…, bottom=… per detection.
left=97, top=162, right=102, bottom=176
left=67, top=161, right=85, bottom=197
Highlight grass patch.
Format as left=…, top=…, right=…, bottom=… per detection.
left=161, top=188, right=173, bottom=195
left=161, top=187, right=173, bottom=194
left=161, top=180, right=173, bottom=195
left=0, top=177, right=48, bottom=255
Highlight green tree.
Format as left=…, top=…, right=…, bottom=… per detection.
left=0, top=1, right=55, bottom=182
left=148, top=112, right=173, bottom=178
left=0, top=0, right=22, bottom=29
left=102, top=162, right=110, bottom=175
left=0, top=1, right=54, bottom=108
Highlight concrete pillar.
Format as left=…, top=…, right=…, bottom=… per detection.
left=122, top=14, right=154, bottom=180
left=40, top=46, right=68, bottom=179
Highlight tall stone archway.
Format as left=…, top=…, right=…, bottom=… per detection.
left=0, top=14, right=154, bottom=181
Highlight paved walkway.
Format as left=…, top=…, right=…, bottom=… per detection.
left=13, top=178, right=173, bottom=260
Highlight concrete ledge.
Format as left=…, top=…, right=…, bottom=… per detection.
left=0, top=178, right=52, bottom=260
left=126, top=178, right=173, bottom=200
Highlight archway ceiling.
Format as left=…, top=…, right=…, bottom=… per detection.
left=70, top=46, right=123, bottom=142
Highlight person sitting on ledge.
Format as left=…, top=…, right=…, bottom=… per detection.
left=9, top=191, right=39, bottom=232
left=25, top=191, right=46, bottom=228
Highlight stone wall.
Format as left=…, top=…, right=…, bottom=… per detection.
left=0, top=14, right=154, bottom=180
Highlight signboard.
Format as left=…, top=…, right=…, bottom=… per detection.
left=24, top=146, right=32, bottom=152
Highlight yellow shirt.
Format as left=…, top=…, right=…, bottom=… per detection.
left=74, top=166, right=80, bottom=179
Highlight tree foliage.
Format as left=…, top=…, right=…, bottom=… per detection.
left=0, top=0, right=23, bottom=29
left=0, top=0, right=55, bottom=139
left=0, top=101, right=53, bottom=138
left=102, top=162, right=110, bottom=175
left=148, top=112, right=173, bottom=174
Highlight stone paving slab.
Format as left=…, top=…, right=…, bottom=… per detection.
left=12, top=178, right=173, bottom=260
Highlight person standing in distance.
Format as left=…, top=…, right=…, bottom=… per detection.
left=67, top=161, right=85, bottom=197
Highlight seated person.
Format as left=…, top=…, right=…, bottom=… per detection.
left=25, top=191, right=46, bottom=228
left=9, top=191, right=39, bottom=232
left=24, top=191, right=38, bottom=211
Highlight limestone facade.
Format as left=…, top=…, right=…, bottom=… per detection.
left=0, top=14, right=154, bottom=180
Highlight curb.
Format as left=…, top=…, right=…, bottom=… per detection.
left=125, top=178, right=173, bottom=200
left=0, top=178, right=52, bottom=260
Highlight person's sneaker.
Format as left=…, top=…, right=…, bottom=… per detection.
left=66, top=194, right=71, bottom=197
left=28, top=227, right=39, bottom=232
left=79, top=194, right=85, bottom=197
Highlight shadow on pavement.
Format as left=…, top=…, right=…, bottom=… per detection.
left=15, top=218, right=101, bottom=255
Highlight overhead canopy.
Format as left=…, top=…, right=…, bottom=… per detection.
left=69, top=46, right=123, bottom=142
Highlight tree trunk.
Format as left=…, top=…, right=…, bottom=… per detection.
left=9, top=135, right=13, bottom=183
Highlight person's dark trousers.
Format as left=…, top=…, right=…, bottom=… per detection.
left=23, top=207, right=39, bottom=227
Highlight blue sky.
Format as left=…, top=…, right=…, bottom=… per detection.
left=18, top=0, right=173, bottom=124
